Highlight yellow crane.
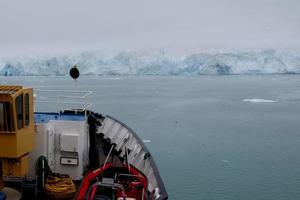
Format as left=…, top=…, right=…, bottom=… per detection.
left=0, top=85, right=34, bottom=179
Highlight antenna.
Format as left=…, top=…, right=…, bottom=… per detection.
left=69, top=65, right=80, bottom=88
left=69, top=65, right=80, bottom=112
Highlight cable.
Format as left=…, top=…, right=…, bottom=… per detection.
left=35, top=155, right=52, bottom=190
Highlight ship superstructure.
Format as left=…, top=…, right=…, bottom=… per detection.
left=0, top=70, right=168, bottom=200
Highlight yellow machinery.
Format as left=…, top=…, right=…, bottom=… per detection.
left=0, top=85, right=34, bottom=177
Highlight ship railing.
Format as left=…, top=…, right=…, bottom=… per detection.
left=34, top=89, right=93, bottom=117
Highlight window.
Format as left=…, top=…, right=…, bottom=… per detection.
left=15, top=94, right=23, bottom=129
left=25, top=93, right=30, bottom=126
left=0, top=102, right=14, bottom=132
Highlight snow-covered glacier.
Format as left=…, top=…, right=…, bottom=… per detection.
left=0, top=49, right=300, bottom=76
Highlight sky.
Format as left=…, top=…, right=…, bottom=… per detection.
left=0, top=0, right=299, bottom=57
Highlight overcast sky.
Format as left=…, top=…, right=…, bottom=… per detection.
left=0, top=0, right=299, bottom=57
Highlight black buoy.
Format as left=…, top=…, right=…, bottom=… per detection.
left=70, top=65, right=80, bottom=80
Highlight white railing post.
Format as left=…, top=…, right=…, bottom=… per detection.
left=34, top=89, right=93, bottom=116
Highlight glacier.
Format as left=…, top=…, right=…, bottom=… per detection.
left=0, top=49, right=300, bottom=76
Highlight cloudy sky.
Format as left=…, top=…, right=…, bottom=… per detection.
left=0, top=0, right=299, bottom=57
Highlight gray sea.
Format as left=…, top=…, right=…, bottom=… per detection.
left=1, top=75, right=300, bottom=200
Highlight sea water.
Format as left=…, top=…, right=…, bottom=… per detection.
left=1, top=75, right=300, bottom=200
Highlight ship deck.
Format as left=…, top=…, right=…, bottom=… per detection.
left=34, top=111, right=86, bottom=123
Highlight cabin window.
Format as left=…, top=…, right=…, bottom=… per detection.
left=15, top=94, right=23, bottom=129
left=25, top=93, right=30, bottom=126
left=0, top=102, right=14, bottom=132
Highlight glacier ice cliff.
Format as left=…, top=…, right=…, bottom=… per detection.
left=0, top=49, right=300, bottom=76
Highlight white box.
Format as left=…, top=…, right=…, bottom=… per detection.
left=60, top=133, right=79, bottom=152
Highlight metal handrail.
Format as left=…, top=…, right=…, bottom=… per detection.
left=34, top=89, right=93, bottom=117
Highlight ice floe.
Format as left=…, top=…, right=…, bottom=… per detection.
left=243, top=99, right=277, bottom=103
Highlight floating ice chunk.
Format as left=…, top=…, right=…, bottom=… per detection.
left=142, top=139, right=151, bottom=143
left=243, top=99, right=277, bottom=103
